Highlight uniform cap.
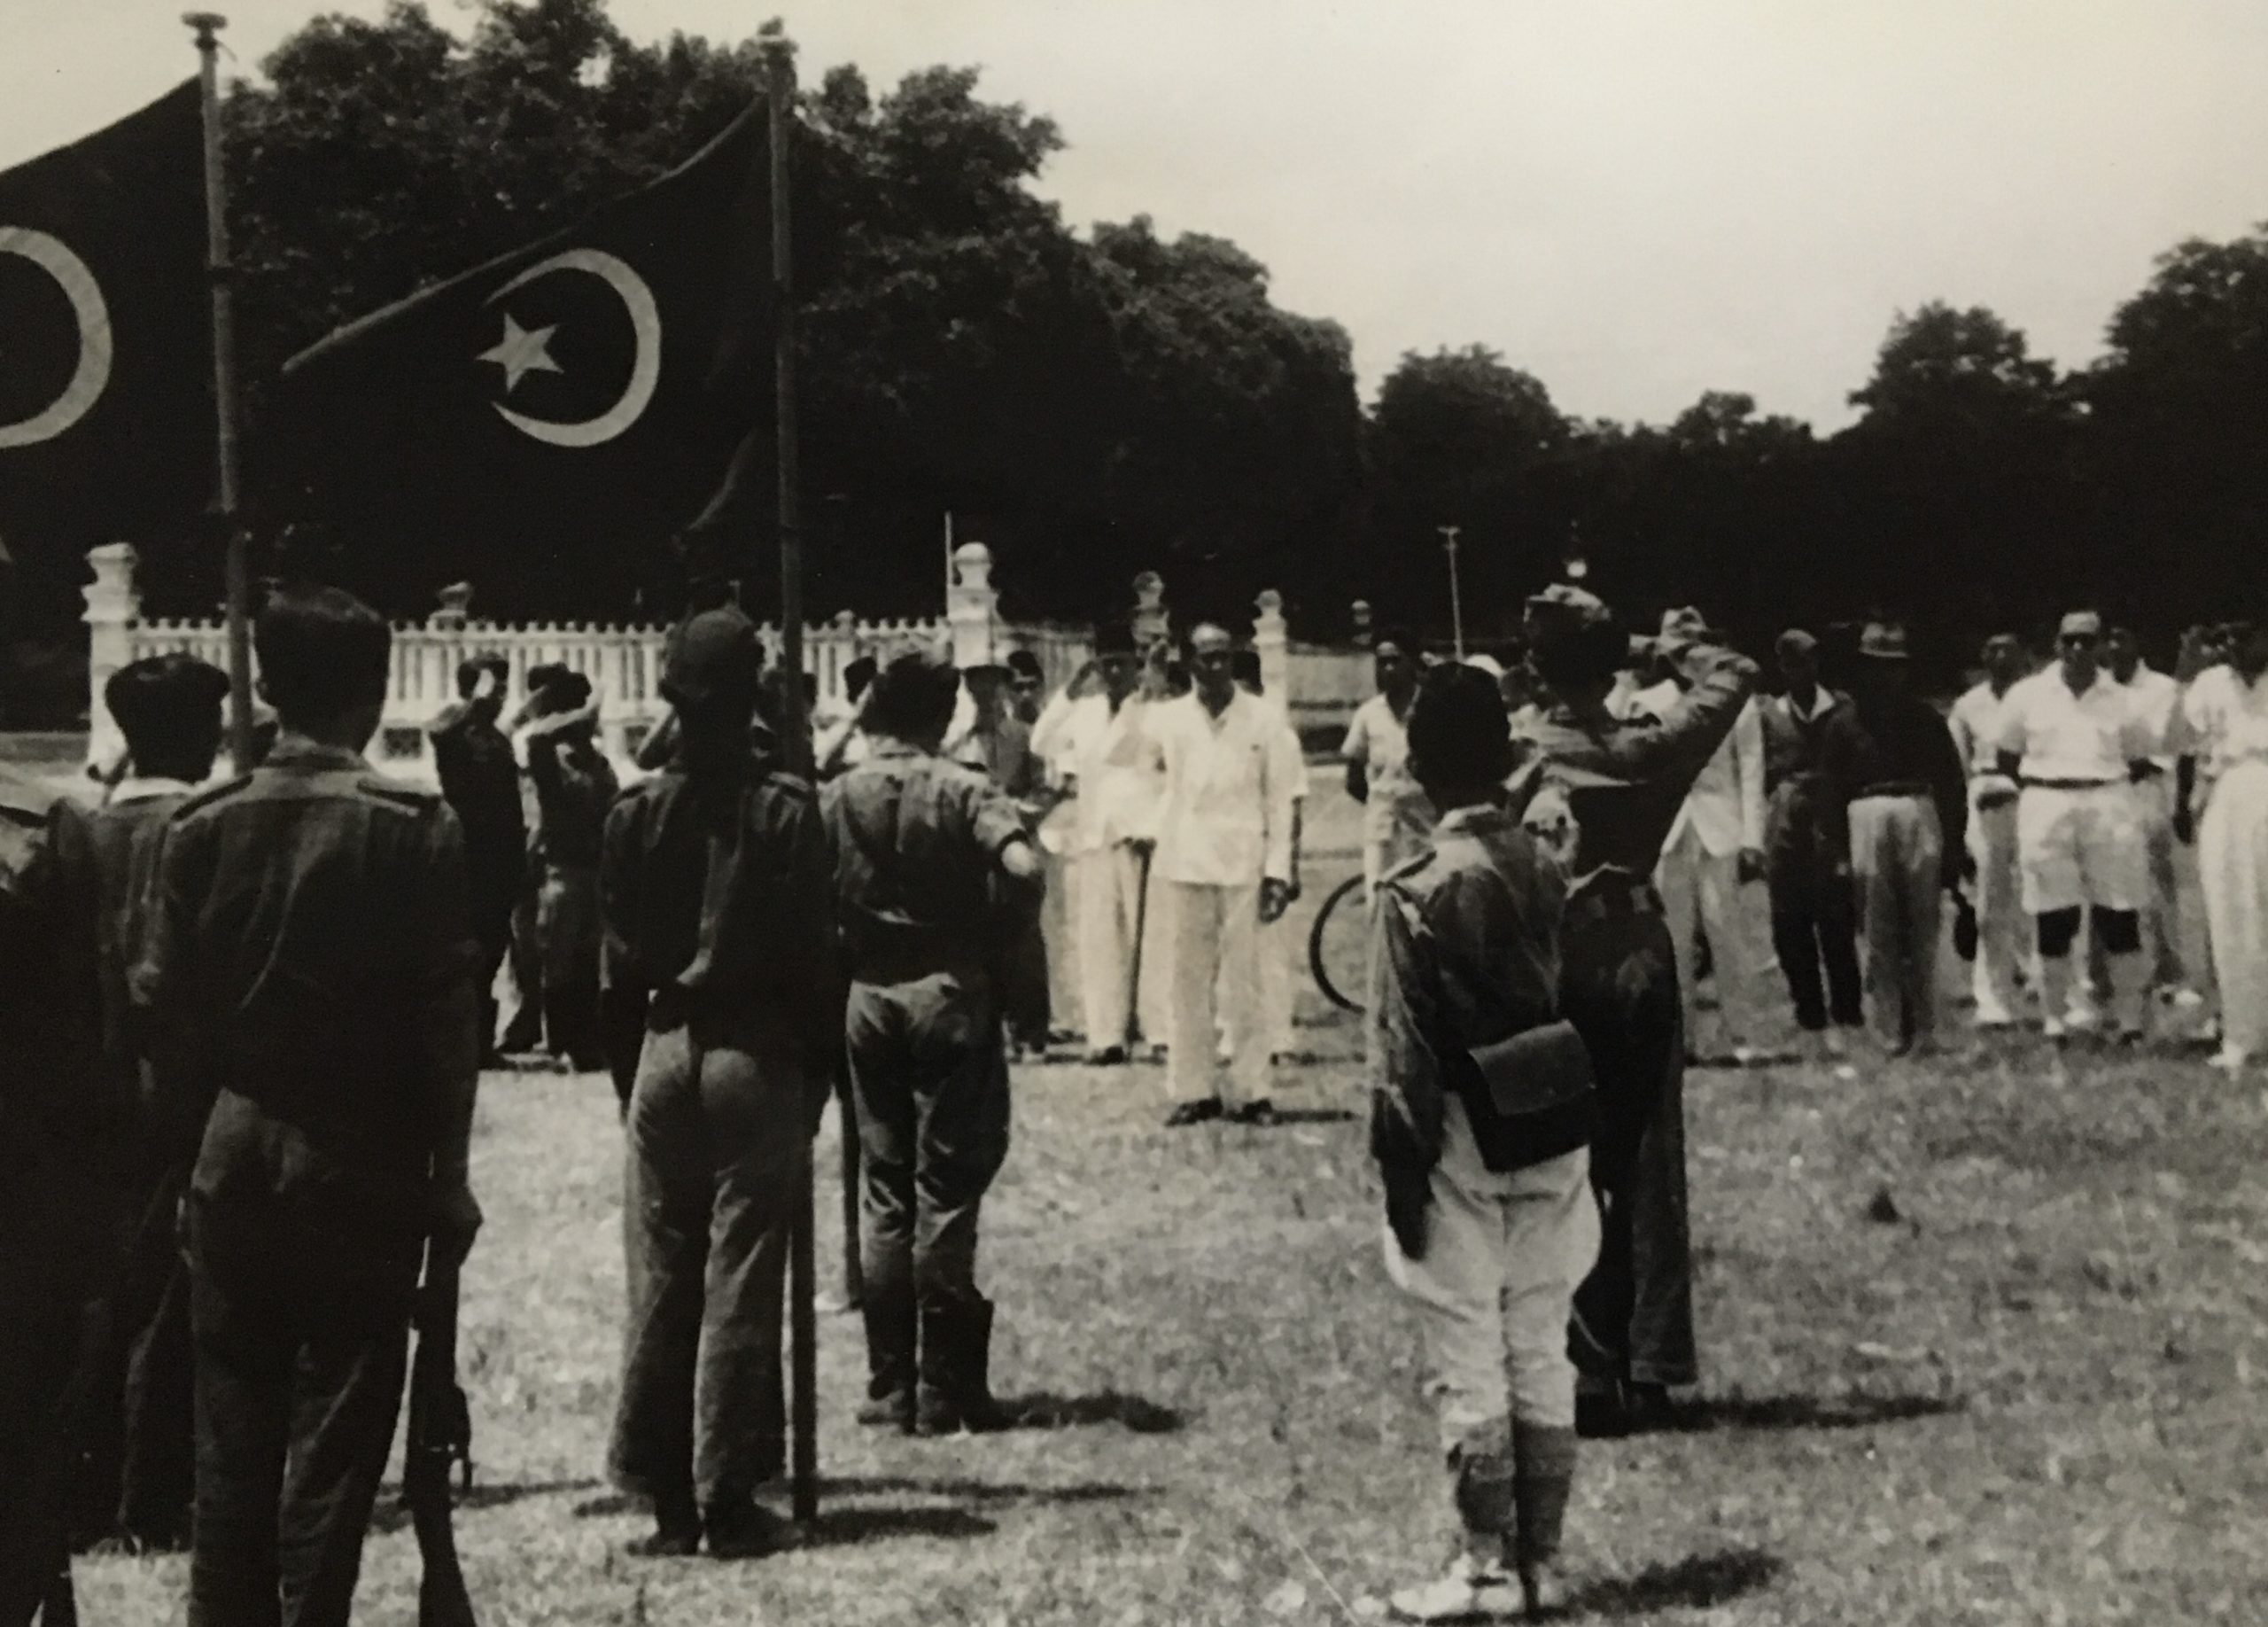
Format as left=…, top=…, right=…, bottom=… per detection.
left=1775, top=629, right=1819, bottom=661
left=1525, top=583, right=1612, bottom=627
left=1859, top=622, right=1911, bottom=661
left=2058, top=611, right=2104, bottom=642
left=662, top=605, right=764, bottom=710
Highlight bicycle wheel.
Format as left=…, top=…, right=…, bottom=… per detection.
left=1308, top=873, right=1371, bottom=1013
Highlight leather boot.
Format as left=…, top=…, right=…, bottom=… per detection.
left=857, top=1288, right=916, bottom=1431
left=914, top=1299, right=1014, bottom=1436
left=1512, top=1421, right=1579, bottom=1616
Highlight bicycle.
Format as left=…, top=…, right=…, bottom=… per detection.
left=1307, top=872, right=1370, bottom=1014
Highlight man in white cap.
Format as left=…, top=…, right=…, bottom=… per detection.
left=1994, top=611, right=2157, bottom=1041
left=1645, top=608, right=1774, bottom=1063
left=1947, top=634, right=2032, bottom=1027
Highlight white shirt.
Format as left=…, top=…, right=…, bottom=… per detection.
left=1659, top=690, right=1766, bottom=857
left=1994, top=668, right=2152, bottom=783
left=1049, top=691, right=1165, bottom=856
left=1340, top=692, right=1433, bottom=854
left=2173, top=665, right=2268, bottom=780
left=1152, top=689, right=1301, bottom=887
left=1947, top=681, right=2019, bottom=780
left=2114, top=664, right=2182, bottom=770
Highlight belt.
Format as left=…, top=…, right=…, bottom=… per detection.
left=1855, top=782, right=1930, bottom=799
left=2020, top=776, right=2117, bottom=791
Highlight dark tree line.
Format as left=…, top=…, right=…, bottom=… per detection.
left=10, top=0, right=2265, bottom=702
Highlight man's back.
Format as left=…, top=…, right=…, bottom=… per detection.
left=0, top=767, right=103, bottom=1140
left=824, top=742, right=1026, bottom=957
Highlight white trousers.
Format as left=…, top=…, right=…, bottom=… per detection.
left=1041, top=850, right=1081, bottom=1039
left=1969, top=798, right=2025, bottom=1024
left=2202, top=761, right=2268, bottom=1058
left=1221, top=914, right=1299, bottom=1063
left=1384, top=1099, right=1599, bottom=1447
left=1073, top=846, right=1169, bottom=1049
left=1166, top=880, right=1266, bottom=1107
left=1658, top=830, right=1773, bottom=1053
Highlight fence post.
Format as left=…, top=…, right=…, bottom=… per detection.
left=82, top=542, right=142, bottom=767
left=947, top=541, right=998, bottom=668
left=1254, top=589, right=1290, bottom=705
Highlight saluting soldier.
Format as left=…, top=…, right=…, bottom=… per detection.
left=827, top=645, right=1044, bottom=1436
left=525, top=670, right=619, bottom=1072
left=428, top=654, right=527, bottom=1065
left=1513, top=585, right=1758, bottom=1436
left=602, top=606, right=838, bottom=1557
left=81, top=654, right=230, bottom=1554
left=136, top=586, right=484, bottom=1627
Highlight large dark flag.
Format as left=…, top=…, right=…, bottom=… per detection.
left=276, top=97, right=772, bottom=581
left=0, top=82, right=211, bottom=549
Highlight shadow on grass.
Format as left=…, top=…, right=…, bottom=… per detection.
left=1663, top=1392, right=1964, bottom=1434
left=1001, top=1391, right=1188, bottom=1433
left=1573, top=1547, right=1783, bottom=1615
left=823, top=1476, right=1139, bottom=1506
left=370, top=1477, right=602, bottom=1534
left=791, top=1506, right=998, bottom=1547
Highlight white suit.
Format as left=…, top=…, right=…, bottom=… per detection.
left=1038, top=689, right=1168, bottom=1051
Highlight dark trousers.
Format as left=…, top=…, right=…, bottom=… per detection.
left=609, top=1014, right=799, bottom=1510
left=499, top=884, right=544, bottom=1052
left=80, top=1164, right=196, bottom=1548
left=185, top=1132, right=418, bottom=1627
left=845, top=971, right=1011, bottom=1388
left=1768, top=864, right=1863, bottom=1032
left=538, top=864, right=602, bottom=1067
left=1560, top=901, right=1697, bottom=1391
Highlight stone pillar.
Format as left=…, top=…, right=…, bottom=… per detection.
left=947, top=541, right=998, bottom=668
left=1350, top=598, right=1374, bottom=650
left=82, top=542, right=142, bottom=767
left=1254, top=589, right=1290, bottom=705
left=1132, top=571, right=1170, bottom=653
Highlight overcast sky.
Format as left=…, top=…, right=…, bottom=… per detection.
left=9, top=1, right=2266, bottom=428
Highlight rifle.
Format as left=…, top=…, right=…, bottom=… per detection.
left=404, top=1242, right=478, bottom=1627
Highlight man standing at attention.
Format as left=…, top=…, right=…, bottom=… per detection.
left=2172, top=610, right=2268, bottom=1071
left=827, top=647, right=1044, bottom=1436
left=603, top=606, right=837, bottom=1556
left=429, top=653, right=527, bottom=1066
left=1155, top=625, right=1301, bottom=1127
left=1513, top=587, right=1757, bottom=1436
left=137, top=585, right=483, bottom=1627
left=1947, top=634, right=2031, bottom=1029
left=1995, top=611, right=2157, bottom=1042
left=1643, top=609, right=1774, bottom=1064
left=1757, top=629, right=1867, bottom=1055
left=2105, top=626, right=2195, bottom=1008
left=1845, top=624, right=1969, bottom=1056
left=1343, top=629, right=1434, bottom=894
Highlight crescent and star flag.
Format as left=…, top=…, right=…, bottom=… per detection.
left=276, top=95, right=772, bottom=574
left=0, top=81, right=212, bottom=550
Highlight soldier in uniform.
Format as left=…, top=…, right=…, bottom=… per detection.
left=82, top=654, right=229, bottom=1553
left=826, top=646, right=1044, bottom=1436
left=136, top=585, right=483, bottom=1627
left=602, top=606, right=838, bottom=1557
left=1512, top=585, right=1757, bottom=1436
left=525, top=670, right=619, bottom=1072
left=429, top=654, right=527, bottom=1065
left=0, top=719, right=106, bottom=1623
left=1371, top=666, right=1597, bottom=1623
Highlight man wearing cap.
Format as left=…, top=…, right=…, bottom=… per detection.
left=1511, top=584, right=1758, bottom=1434
left=602, top=605, right=837, bottom=1556
left=1845, top=624, right=1969, bottom=1055
left=826, top=646, right=1044, bottom=1436
left=1948, top=634, right=2033, bottom=1027
left=1758, top=630, right=1868, bottom=1052
left=429, top=654, right=527, bottom=1065
left=1155, top=625, right=1302, bottom=1126
left=1040, top=625, right=1169, bottom=1063
left=80, top=654, right=230, bottom=1551
left=525, top=671, right=620, bottom=1072
left=2105, top=627, right=2194, bottom=1005
left=1994, top=611, right=2158, bottom=1041
left=1643, top=609, right=1775, bottom=1064
left=1343, top=629, right=1435, bottom=895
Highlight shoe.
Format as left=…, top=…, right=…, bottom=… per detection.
left=1227, top=1098, right=1278, bottom=1126
left=2115, top=1028, right=2148, bottom=1049
left=1820, top=1028, right=1851, bottom=1060
left=625, top=1497, right=703, bottom=1558
left=1728, top=1045, right=1759, bottom=1068
left=1573, top=1385, right=1627, bottom=1440
left=1973, top=1008, right=2016, bottom=1031
left=703, top=1498, right=789, bottom=1560
left=861, top=1291, right=916, bottom=1432
left=1621, top=1382, right=1680, bottom=1433
left=2170, top=987, right=2207, bottom=1012
left=1520, top=1560, right=1571, bottom=1618
left=1388, top=1549, right=1525, bottom=1623
left=915, top=1299, right=1017, bottom=1436
left=1164, top=1097, right=1223, bottom=1127
left=1084, top=1045, right=1128, bottom=1066
left=857, top=1390, right=913, bottom=1430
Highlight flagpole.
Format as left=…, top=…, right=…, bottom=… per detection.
left=763, top=32, right=819, bottom=1531
left=186, top=12, right=252, bottom=771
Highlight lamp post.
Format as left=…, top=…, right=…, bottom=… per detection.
left=1438, top=525, right=1464, bottom=659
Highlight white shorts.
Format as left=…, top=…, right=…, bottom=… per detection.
left=2017, top=783, right=2146, bottom=915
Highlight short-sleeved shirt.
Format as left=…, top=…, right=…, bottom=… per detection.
left=1342, top=693, right=1434, bottom=859
left=2174, top=665, right=2268, bottom=781
left=528, top=726, right=619, bottom=869
left=1994, top=669, right=2152, bottom=783
left=135, top=738, right=479, bottom=1190
left=1948, top=681, right=2018, bottom=780
left=823, top=739, right=1029, bottom=969
left=1153, top=689, right=1302, bottom=887
left=2116, top=666, right=2183, bottom=770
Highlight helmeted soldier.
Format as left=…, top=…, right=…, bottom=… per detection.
left=826, top=644, right=1044, bottom=1435
left=136, top=585, right=484, bottom=1627
left=1512, top=585, right=1758, bottom=1436
left=602, top=605, right=839, bottom=1557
